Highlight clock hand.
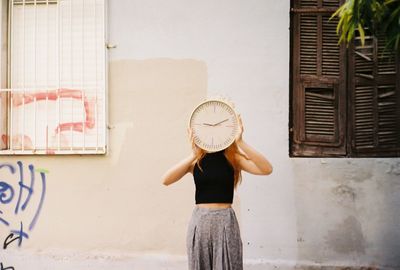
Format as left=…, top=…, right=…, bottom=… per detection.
left=213, top=118, right=229, bottom=126
left=202, top=123, right=214, bottom=126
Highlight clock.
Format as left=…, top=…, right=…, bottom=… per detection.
left=189, top=99, right=239, bottom=152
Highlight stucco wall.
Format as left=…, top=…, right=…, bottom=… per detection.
left=1, top=0, right=399, bottom=269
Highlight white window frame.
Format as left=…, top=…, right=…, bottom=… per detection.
left=0, top=0, right=107, bottom=155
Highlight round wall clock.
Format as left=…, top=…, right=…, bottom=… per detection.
left=189, top=99, right=239, bottom=152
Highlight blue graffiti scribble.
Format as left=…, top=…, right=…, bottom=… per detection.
left=0, top=162, right=48, bottom=247
left=0, top=164, right=16, bottom=205
left=29, top=171, right=46, bottom=231
left=0, top=164, right=16, bottom=174
left=0, top=210, right=9, bottom=226
left=15, top=162, right=34, bottom=215
left=21, top=165, right=35, bottom=211
left=10, top=222, right=28, bottom=247
left=0, top=182, right=14, bottom=204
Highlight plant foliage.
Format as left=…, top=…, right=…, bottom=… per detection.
left=331, top=0, right=400, bottom=51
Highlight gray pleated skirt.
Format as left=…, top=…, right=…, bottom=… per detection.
left=186, top=206, right=243, bottom=270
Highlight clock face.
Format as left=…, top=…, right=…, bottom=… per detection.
left=189, top=100, right=238, bottom=152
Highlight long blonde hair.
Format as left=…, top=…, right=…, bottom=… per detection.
left=194, top=142, right=248, bottom=189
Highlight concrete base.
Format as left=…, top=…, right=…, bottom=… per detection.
left=1, top=251, right=394, bottom=270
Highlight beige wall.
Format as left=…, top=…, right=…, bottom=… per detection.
left=1, top=59, right=207, bottom=265
left=1, top=0, right=400, bottom=269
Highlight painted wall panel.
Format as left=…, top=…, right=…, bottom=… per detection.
left=0, top=0, right=399, bottom=269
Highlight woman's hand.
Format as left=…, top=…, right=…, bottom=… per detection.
left=233, top=114, right=273, bottom=175
left=235, top=114, right=244, bottom=143
left=187, top=127, right=201, bottom=156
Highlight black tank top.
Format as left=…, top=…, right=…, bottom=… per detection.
left=193, top=150, right=234, bottom=204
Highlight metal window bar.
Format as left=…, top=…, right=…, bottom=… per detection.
left=102, top=0, right=106, bottom=151
left=70, top=0, right=73, bottom=150
left=56, top=0, right=60, bottom=151
left=2, top=0, right=106, bottom=155
left=45, top=0, right=49, bottom=151
left=13, top=0, right=58, bottom=5
left=8, top=0, right=13, bottom=151
left=95, top=0, right=98, bottom=151
left=21, top=0, right=25, bottom=151
left=34, top=0, right=37, bottom=150
left=81, top=0, right=85, bottom=151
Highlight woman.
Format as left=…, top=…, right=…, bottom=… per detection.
left=162, top=115, right=273, bottom=270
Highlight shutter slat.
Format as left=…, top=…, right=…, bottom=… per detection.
left=354, top=36, right=374, bottom=80
left=354, top=83, right=375, bottom=148
left=323, top=0, right=340, bottom=7
left=300, top=15, right=318, bottom=75
left=301, top=0, right=318, bottom=8
left=377, top=85, right=398, bottom=147
left=305, top=88, right=336, bottom=137
left=377, top=36, right=396, bottom=75
left=322, top=15, right=340, bottom=76
left=351, top=30, right=400, bottom=154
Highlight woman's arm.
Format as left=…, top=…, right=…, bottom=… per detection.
left=162, top=127, right=199, bottom=186
left=161, top=154, right=196, bottom=186
left=235, top=115, right=273, bottom=175
left=236, top=140, right=273, bottom=175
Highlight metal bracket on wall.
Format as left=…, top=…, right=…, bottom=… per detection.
left=106, top=43, right=117, bottom=49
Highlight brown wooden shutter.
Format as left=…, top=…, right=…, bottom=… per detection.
left=290, top=0, right=346, bottom=156
left=349, top=31, right=400, bottom=157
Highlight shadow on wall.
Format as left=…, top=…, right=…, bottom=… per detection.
left=376, top=160, right=400, bottom=268
left=292, top=159, right=400, bottom=269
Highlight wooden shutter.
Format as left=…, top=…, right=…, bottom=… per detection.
left=349, top=31, right=400, bottom=157
left=290, top=0, right=346, bottom=156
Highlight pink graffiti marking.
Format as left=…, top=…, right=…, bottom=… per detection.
left=1, top=135, right=33, bottom=149
left=11, top=88, right=95, bottom=133
left=1, top=88, right=95, bottom=151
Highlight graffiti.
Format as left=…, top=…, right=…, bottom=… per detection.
left=11, top=88, right=95, bottom=133
left=1, top=226, right=23, bottom=270
left=0, top=233, right=19, bottom=270
left=0, top=162, right=47, bottom=247
left=1, top=88, right=96, bottom=150
left=3, top=232, right=21, bottom=250
left=0, top=262, right=14, bottom=270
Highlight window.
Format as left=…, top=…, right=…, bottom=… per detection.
left=289, top=0, right=400, bottom=157
left=0, top=0, right=106, bottom=154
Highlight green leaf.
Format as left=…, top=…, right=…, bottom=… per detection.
left=347, top=24, right=355, bottom=43
left=336, top=17, right=344, bottom=34
left=358, top=23, right=365, bottom=46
